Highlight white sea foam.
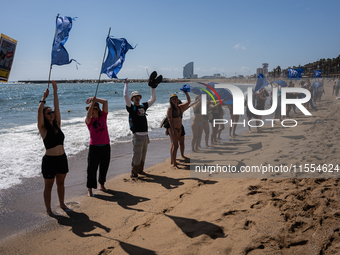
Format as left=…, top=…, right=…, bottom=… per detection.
left=0, top=102, right=181, bottom=190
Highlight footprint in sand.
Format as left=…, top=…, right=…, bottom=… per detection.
left=250, top=200, right=266, bottom=209
left=244, top=220, right=256, bottom=230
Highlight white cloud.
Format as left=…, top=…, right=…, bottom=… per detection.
left=233, top=43, right=240, bottom=50
left=233, top=43, right=246, bottom=50
left=138, top=65, right=150, bottom=70
left=241, top=66, right=251, bottom=71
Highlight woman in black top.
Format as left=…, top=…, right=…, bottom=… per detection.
left=167, top=92, right=190, bottom=168
left=37, top=80, right=69, bottom=216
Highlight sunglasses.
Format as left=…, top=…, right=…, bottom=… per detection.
left=46, top=111, right=55, bottom=115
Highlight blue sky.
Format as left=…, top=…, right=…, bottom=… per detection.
left=2, top=0, right=340, bottom=81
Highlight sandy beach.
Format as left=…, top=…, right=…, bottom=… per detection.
left=1, top=80, right=340, bottom=255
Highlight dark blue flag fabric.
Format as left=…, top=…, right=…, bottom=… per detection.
left=51, top=16, right=77, bottom=66
left=271, top=80, right=287, bottom=87
left=101, top=36, right=135, bottom=79
left=191, top=86, right=205, bottom=95
left=314, top=70, right=322, bottom=78
left=287, top=67, right=303, bottom=79
left=208, top=82, right=233, bottom=101
left=180, top=84, right=191, bottom=93
left=254, top=73, right=269, bottom=93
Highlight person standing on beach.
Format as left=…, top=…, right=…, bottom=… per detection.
left=245, top=89, right=257, bottom=133
left=227, top=102, right=239, bottom=138
left=255, top=88, right=268, bottom=132
left=167, top=93, right=191, bottom=168
left=191, top=95, right=208, bottom=151
left=166, top=99, right=189, bottom=159
left=124, top=73, right=161, bottom=178
left=333, top=76, right=340, bottom=96
left=37, top=80, right=69, bottom=216
left=85, top=96, right=110, bottom=197
left=209, top=101, right=224, bottom=143
left=313, top=80, right=325, bottom=103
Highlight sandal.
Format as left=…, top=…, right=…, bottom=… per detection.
left=148, top=71, right=157, bottom=87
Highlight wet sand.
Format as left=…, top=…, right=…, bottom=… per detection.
left=1, top=80, right=340, bottom=254
left=0, top=136, right=190, bottom=243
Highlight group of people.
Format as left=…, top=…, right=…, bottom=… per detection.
left=37, top=72, right=162, bottom=216
left=189, top=78, right=325, bottom=149
left=37, top=77, right=327, bottom=216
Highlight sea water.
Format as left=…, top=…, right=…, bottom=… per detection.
left=0, top=82, right=253, bottom=191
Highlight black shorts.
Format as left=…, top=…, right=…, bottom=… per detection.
left=181, top=125, right=185, bottom=137
left=209, top=112, right=221, bottom=123
left=41, top=153, right=69, bottom=179
left=246, top=107, right=258, bottom=119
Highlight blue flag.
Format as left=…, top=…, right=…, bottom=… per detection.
left=208, top=82, right=233, bottom=101
left=287, top=67, right=303, bottom=79
left=271, top=80, right=287, bottom=87
left=51, top=16, right=77, bottom=66
left=313, top=70, right=322, bottom=78
left=191, top=86, right=206, bottom=95
left=254, top=73, right=269, bottom=93
left=101, top=36, right=135, bottom=79
left=180, top=84, right=191, bottom=93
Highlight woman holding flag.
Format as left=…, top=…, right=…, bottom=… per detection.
left=37, top=80, right=69, bottom=216
left=85, top=96, right=110, bottom=197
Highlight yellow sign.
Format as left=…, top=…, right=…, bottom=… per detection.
left=0, top=34, right=17, bottom=83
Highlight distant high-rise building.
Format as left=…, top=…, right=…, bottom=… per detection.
left=256, top=68, right=264, bottom=76
left=262, top=63, right=269, bottom=77
left=256, top=63, right=269, bottom=77
left=183, top=62, right=194, bottom=79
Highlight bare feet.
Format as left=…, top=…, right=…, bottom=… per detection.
left=60, top=204, right=72, bottom=212
left=100, top=185, right=107, bottom=191
left=88, top=188, right=94, bottom=197
left=46, top=210, right=55, bottom=216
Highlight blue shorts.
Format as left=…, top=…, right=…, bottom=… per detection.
left=41, top=153, right=69, bottom=179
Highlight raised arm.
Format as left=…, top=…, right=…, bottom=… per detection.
left=37, top=88, right=49, bottom=137
left=86, top=96, right=95, bottom=125
left=123, top=81, right=131, bottom=107
left=179, top=91, right=191, bottom=112
left=147, top=88, right=156, bottom=107
left=86, top=96, right=108, bottom=113
left=51, top=80, right=61, bottom=127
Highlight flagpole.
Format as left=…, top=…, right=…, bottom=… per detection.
left=48, top=13, right=60, bottom=89
left=94, top=27, right=111, bottom=98
left=47, top=63, right=52, bottom=89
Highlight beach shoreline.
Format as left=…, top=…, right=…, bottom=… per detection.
left=0, top=135, right=191, bottom=244
left=2, top=80, right=340, bottom=254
